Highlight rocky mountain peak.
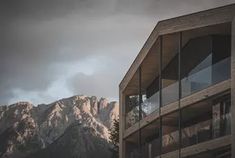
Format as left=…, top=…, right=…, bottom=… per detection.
left=0, top=95, right=119, bottom=158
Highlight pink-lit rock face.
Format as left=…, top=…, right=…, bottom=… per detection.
left=0, top=95, right=119, bottom=158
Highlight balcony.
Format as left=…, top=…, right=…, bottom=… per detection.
left=127, top=148, right=139, bottom=158
left=125, top=106, right=139, bottom=129
left=141, top=138, right=161, bottom=158
left=181, top=93, right=231, bottom=148
left=181, top=57, right=231, bottom=98
left=141, top=120, right=161, bottom=158
left=161, top=111, right=179, bottom=154
left=125, top=90, right=160, bottom=129
left=125, top=94, right=140, bottom=129
left=141, top=91, right=160, bottom=117
left=125, top=131, right=141, bottom=158
left=162, top=81, right=179, bottom=106
left=182, top=119, right=212, bottom=148
left=162, top=130, right=179, bottom=154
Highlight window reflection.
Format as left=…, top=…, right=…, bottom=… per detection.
left=161, top=112, right=179, bottom=154
left=181, top=24, right=231, bottom=98
left=161, top=33, right=180, bottom=106
left=181, top=94, right=231, bottom=148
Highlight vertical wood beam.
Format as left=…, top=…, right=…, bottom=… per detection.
left=159, top=36, right=163, bottom=157
left=119, top=91, right=125, bottom=158
left=178, top=32, right=182, bottom=158
left=119, top=91, right=123, bottom=158
left=231, top=18, right=235, bottom=158
left=138, top=67, right=142, bottom=157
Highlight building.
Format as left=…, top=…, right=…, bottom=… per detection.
left=119, top=4, right=235, bottom=158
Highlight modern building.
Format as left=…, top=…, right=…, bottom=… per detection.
left=119, top=4, right=235, bottom=158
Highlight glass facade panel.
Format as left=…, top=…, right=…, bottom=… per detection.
left=161, top=112, right=179, bottom=154
left=212, top=94, right=231, bottom=137
left=181, top=24, right=231, bottom=98
left=125, top=95, right=140, bottom=129
left=141, top=39, right=161, bottom=117
left=124, top=70, right=140, bottom=129
left=141, top=120, right=161, bottom=158
left=181, top=101, right=212, bottom=148
left=141, top=90, right=160, bottom=117
left=181, top=94, right=231, bottom=148
left=161, top=33, right=180, bottom=106
left=125, top=131, right=140, bottom=158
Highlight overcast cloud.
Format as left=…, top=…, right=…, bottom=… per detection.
left=0, top=0, right=234, bottom=105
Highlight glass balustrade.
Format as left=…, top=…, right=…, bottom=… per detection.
left=213, top=113, right=231, bottom=137
left=181, top=119, right=212, bottom=148
left=125, top=95, right=140, bottom=129
left=126, top=91, right=160, bottom=129
left=141, top=91, right=160, bottom=117
left=125, top=106, right=140, bottom=129
left=181, top=57, right=230, bottom=98
left=181, top=113, right=231, bottom=148
left=162, top=130, right=179, bottom=154
left=141, top=138, right=161, bottom=158
left=127, top=148, right=140, bottom=158
left=162, top=81, right=179, bottom=106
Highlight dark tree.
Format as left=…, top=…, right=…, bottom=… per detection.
left=109, top=118, right=119, bottom=158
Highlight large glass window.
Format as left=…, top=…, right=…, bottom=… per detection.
left=161, top=111, right=179, bottom=154
left=212, top=94, right=231, bottom=137
left=161, top=33, right=180, bottom=106
left=125, top=70, right=140, bottom=129
left=141, top=120, right=161, bottom=158
left=181, top=93, right=231, bottom=148
left=181, top=23, right=231, bottom=98
left=125, top=95, right=139, bottom=129
left=125, top=131, right=140, bottom=158
left=181, top=99, right=212, bottom=148
left=141, top=39, right=161, bottom=117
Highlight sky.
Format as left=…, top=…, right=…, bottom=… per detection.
left=0, top=0, right=235, bottom=105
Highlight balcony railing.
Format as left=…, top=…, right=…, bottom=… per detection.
left=213, top=113, right=231, bottom=137
left=127, top=148, right=140, bottom=158
left=125, top=107, right=139, bottom=129
left=181, top=57, right=230, bottom=98
left=162, top=130, right=179, bottom=154
left=181, top=113, right=231, bottom=148
left=126, top=92, right=160, bottom=129
left=141, top=138, right=161, bottom=158
left=162, top=81, right=179, bottom=106
left=141, top=91, right=160, bottom=117
left=125, top=114, right=230, bottom=157
left=181, top=119, right=212, bottom=148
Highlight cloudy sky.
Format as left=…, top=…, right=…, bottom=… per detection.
left=0, top=0, right=234, bottom=105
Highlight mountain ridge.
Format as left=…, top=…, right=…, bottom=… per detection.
left=0, top=95, right=119, bottom=158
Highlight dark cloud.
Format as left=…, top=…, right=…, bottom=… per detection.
left=0, top=0, right=113, bottom=21
left=0, top=0, right=234, bottom=105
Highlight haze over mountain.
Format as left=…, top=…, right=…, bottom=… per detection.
left=0, top=95, right=118, bottom=158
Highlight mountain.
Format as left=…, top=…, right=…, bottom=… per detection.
left=0, top=95, right=119, bottom=158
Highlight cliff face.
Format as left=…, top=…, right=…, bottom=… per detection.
left=0, top=96, right=118, bottom=158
